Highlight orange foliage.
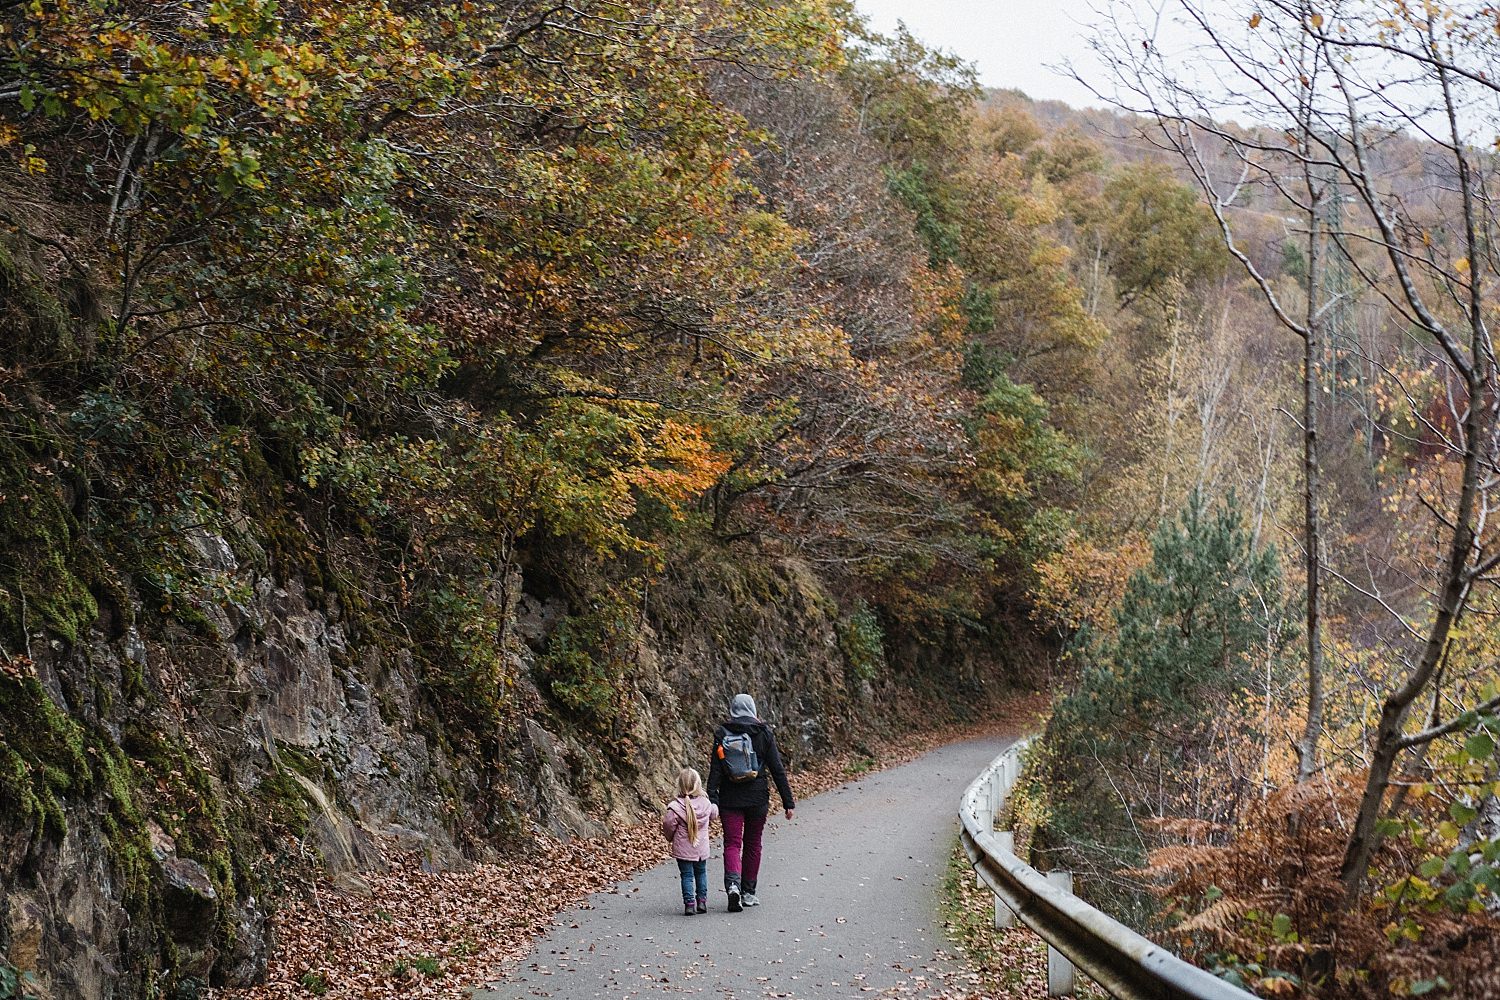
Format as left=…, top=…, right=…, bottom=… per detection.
left=625, top=420, right=733, bottom=512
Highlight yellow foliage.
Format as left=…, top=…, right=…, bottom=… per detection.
left=1030, top=531, right=1150, bottom=632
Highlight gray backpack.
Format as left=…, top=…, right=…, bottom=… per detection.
left=719, top=730, right=761, bottom=782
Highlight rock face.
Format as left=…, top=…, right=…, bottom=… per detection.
left=0, top=525, right=977, bottom=999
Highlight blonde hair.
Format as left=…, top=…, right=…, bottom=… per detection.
left=675, top=767, right=705, bottom=842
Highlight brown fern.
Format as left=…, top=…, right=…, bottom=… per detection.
left=1133, top=773, right=1499, bottom=998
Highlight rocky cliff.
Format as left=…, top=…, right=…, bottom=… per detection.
left=0, top=431, right=992, bottom=999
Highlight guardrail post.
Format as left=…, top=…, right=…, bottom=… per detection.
left=1045, top=870, right=1076, bottom=997
left=992, top=831, right=1017, bottom=929
left=974, top=781, right=993, bottom=887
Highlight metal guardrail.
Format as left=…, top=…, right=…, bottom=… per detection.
left=959, top=740, right=1259, bottom=1000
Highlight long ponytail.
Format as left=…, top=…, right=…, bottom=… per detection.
left=676, top=767, right=705, bottom=842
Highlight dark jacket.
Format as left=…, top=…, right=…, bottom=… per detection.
left=707, top=718, right=795, bottom=813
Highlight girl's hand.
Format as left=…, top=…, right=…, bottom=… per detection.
left=784, top=808, right=795, bottom=820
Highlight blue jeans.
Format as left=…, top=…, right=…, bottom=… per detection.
left=677, top=858, right=707, bottom=902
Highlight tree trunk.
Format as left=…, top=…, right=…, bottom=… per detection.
left=1158, top=298, right=1183, bottom=519
left=1296, top=184, right=1326, bottom=784
left=1338, top=42, right=1492, bottom=903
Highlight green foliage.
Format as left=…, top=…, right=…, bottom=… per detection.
left=1206, top=954, right=1302, bottom=994
left=966, top=371, right=1081, bottom=571
left=299, top=971, right=330, bottom=996
left=841, top=20, right=980, bottom=167
left=961, top=343, right=1009, bottom=392
left=1281, top=241, right=1308, bottom=283
left=959, top=284, right=998, bottom=339
left=539, top=594, right=640, bottom=731
left=1378, top=714, right=1500, bottom=919
left=416, top=582, right=514, bottom=734
left=1100, top=162, right=1227, bottom=307
left=1069, top=490, right=1288, bottom=725
left=0, top=3, right=1225, bottom=985
left=887, top=162, right=962, bottom=264
left=971, top=375, right=1080, bottom=492
left=386, top=954, right=444, bottom=980
left=0, top=0, right=1127, bottom=659
left=1403, top=831, right=1500, bottom=912
left=837, top=601, right=886, bottom=681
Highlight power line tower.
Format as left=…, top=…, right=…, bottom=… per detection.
left=1315, top=159, right=1380, bottom=462
left=1319, top=170, right=1358, bottom=405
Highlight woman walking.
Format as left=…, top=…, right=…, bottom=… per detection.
left=707, top=693, right=795, bottom=912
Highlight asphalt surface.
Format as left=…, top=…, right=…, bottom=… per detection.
left=472, top=733, right=1016, bottom=999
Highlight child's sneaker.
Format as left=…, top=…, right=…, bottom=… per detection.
left=695, top=897, right=707, bottom=914
left=683, top=902, right=696, bottom=916
left=726, top=885, right=742, bottom=913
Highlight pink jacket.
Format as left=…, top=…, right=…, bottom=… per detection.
left=661, top=794, right=718, bottom=861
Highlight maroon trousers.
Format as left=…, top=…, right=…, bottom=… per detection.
left=720, top=808, right=767, bottom=887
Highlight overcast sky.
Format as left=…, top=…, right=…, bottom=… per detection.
left=851, top=3, right=1498, bottom=144
left=852, top=0, right=1115, bottom=109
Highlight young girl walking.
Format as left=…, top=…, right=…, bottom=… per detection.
left=661, top=767, right=718, bottom=915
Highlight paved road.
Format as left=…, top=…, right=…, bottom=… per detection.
left=473, top=734, right=1015, bottom=999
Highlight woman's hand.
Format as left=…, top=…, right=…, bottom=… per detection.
left=784, top=808, right=795, bottom=820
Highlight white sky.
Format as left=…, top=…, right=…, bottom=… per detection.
left=852, top=0, right=1116, bottom=109
left=851, top=2, right=1496, bottom=141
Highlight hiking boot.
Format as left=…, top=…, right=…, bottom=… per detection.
left=726, top=885, right=742, bottom=913
left=695, top=897, right=707, bottom=914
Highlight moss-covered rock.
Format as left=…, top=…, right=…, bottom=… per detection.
left=0, top=674, right=91, bottom=842
left=0, top=668, right=262, bottom=996
left=0, top=436, right=101, bottom=653
left=0, top=242, right=75, bottom=365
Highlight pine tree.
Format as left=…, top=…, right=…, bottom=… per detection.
left=1034, top=491, right=1294, bottom=915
